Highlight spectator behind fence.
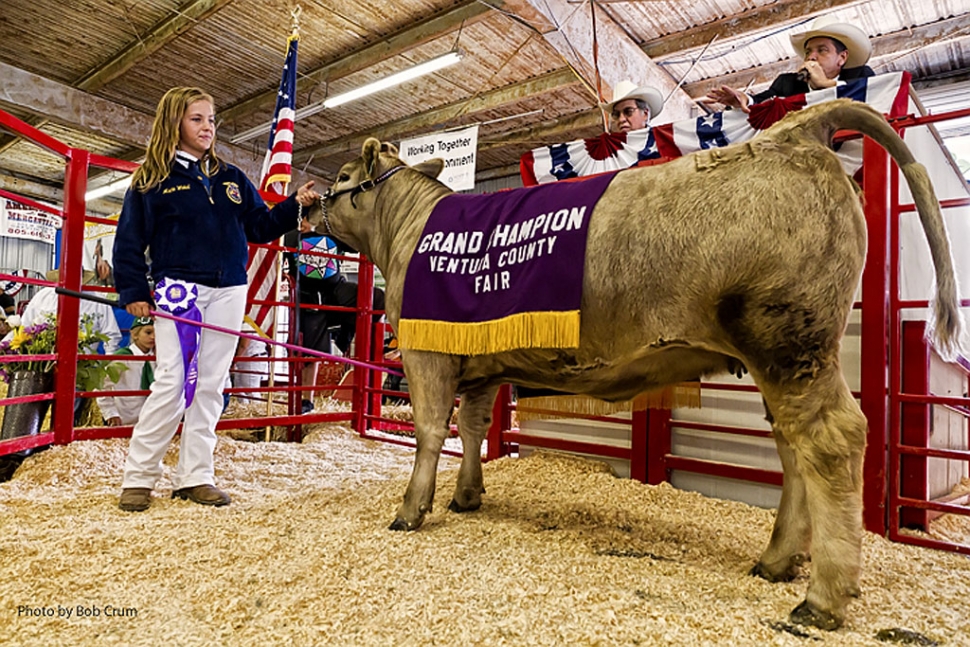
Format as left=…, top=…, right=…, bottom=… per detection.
left=603, top=80, right=664, bottom=133
left=705, top=16, right=874, bottom=112
left=0, top=288, right=15, bottom=316
left=230, top=321, right=268, bottom=402
left=284, top=218, right=385, bottom=414
left=22, top=269, right=121, bottom=354
left=98, top=316, right=156, bottom=427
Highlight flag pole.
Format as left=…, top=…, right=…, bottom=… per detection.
left=266, top=244, right=283, bottom=440
left=258, top=8, right=302, bottom=439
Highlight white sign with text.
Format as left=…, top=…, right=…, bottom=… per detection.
left=399, top=125, right=479, bottom=191
left=0, top=200, right=59, bottom=245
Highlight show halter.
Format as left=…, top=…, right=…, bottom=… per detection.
left=317, top=164, right=407, bottom=235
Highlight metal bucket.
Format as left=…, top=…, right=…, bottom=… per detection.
left=1, top=369, right=54, bottom=446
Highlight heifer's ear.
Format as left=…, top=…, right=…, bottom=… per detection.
left=413, top=158, right=444, bottom=180
left=361, top=138, right=382, bottom=178
left=380, top=142, right=400, bottom=157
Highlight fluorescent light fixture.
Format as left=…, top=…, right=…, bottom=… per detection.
left=230, top=50, right=464, bottom=145
left=320, top=50, right=463, bottom=109
left=85, top=175, right=132, bottom=201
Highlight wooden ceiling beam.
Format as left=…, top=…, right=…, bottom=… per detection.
left=501, top=0, right=696, bottom=120
left=0, top=62, right=266, bottom=185
left=640, top=0, right=867, bottom=59
left=477, top=108, right=601, bottom=151
left=0, top=62, right=152, bottom=149
left=0, top=172, right=123, bottom=215
left=73, top=0, right=237, bottom=92
left=293, top=67, right=581, bottom=162
left=0, top=1, right=234, bottom=161
left=680, top=15, right=970, bottom=98
left=219, top=0, right=495, bottom=126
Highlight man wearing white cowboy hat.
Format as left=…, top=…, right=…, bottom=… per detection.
left=706, top=15, right=875, bottom=113
left=21, top=268, right=121, bottom=353
left=604, top=80, right=664, bottom=132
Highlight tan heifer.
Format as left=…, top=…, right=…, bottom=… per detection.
left=305, top=99, right=962, bottom=631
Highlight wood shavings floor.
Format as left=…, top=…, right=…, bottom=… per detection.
left=0, top=424, right=968, bottom=646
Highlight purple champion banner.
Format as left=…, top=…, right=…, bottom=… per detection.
left=400, top=172, right=616, bottom=325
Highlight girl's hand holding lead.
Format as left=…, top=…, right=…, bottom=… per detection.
left=295, top=181, right=320, bottom=207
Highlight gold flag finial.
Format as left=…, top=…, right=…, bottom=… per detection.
left=290, top=6, right=302, bottom=36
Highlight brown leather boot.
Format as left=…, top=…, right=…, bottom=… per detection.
left=118, top=488, right=152, bottom=512
left=172, top=484, right=231, bottom=507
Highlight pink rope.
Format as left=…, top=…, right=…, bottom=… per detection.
left=150, top=308, right=402, bottom=376
left=52, top=286, right=401, bottom=376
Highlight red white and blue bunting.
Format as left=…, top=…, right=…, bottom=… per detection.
left=521, top=71, right=911, bottom=185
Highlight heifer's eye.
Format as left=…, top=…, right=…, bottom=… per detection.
left=337, top=173, right=350, bottom=183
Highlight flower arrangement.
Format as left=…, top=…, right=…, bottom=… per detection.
left=0, top=313, right=126, bottom=391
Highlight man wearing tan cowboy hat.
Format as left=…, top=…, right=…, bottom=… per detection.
left=605, top=80, right=664, bottom=132
left=21, top=268, right=121, bottom=353
left=706, top=15, right=875, bottom=113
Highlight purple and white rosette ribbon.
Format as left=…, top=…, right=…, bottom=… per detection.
left=154, top=278, right=202, bottom=407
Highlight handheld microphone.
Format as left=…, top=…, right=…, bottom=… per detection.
left=795, top=69, right=810, bottom=83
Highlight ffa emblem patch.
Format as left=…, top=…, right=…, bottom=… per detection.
left=225, top=182, right=242, bottom=204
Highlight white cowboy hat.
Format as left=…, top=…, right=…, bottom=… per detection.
left=789, top=16, right=872, bottom=69
left=604, top=80, right=664, bottom=121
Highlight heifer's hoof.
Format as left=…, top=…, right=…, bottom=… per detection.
left=448, top=498, right=482, bottom=513
left=388, top=517, right=422, bottom=531
left=789, top=600, right=842, bottom=631
left=750, top=562, right=796, bottom=583
left=750, top=553, right=808, bottom=583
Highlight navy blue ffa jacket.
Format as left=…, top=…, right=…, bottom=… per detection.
left=113, top=159, right=300, bottom=307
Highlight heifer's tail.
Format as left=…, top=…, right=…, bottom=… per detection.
left=797, top=99, right=965, bottom=360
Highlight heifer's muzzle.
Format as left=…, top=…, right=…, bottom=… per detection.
left=316, top=164, right=406, bottom=236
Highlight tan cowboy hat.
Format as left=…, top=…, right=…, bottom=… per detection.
left=45, top=268, right=99, bottom=285
left=604, top=80, right=664, bottom=121
left=789, top=16, right=872, bottom=68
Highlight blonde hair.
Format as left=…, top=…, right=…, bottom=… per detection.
left=131, top=87, right=222, bottom=192
left=130, top=323, right=155, bottom=351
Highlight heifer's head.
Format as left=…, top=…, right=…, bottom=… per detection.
left=304, top=138, right=444, bottom=254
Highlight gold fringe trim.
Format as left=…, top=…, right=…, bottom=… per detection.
left=517, top=382, right=701, bottom=421
left=263, top=172, right=291, bottom=187
left=398, top=311, right=580, bottom=356
left=635, top=381, right=702, bottom=410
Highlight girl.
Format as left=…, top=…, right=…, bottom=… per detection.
left=113, top=87, right=319, bottom=511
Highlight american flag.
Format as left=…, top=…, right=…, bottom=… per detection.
left=246, top=33, right=299, bottom=336
left=521, top=72, right=911, bottom=185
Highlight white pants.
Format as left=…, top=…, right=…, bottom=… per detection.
left=122, top=284, right=246, bottom=490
